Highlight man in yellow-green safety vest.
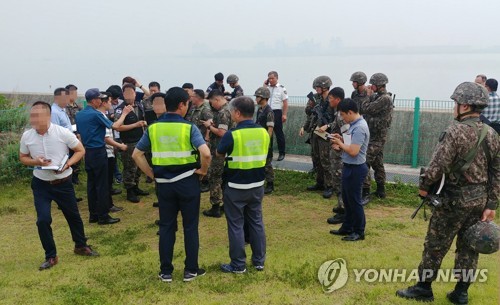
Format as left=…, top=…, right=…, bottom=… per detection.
left=216, top=96, right=270, bottom=274
left=132, top=87, right=211, bottom=283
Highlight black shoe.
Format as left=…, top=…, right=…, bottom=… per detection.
left=332, top=206, right=345, bottom=214
left=126, top=188, right=140, bottom=203
left=152, top=202, right=159, bottom=208
left=158, top=273, right=172, bottom=283
left=76, top=197, right=83, bottom=202
left=276, top=153, right=285, bottom=161
left=89, top=217, right=98, bottom=223
left=307, top=184, right=324, bottom=191
left=111, top=188, right=122, bottom=195
left=184, top=268, right=206, bottom=282
left=396, top=284, right=434, bottom=302
left=134, top=186, right=150, bottom=196
left=329, top=228, right=352, bottom=236
left=322, top=187, right=334, bottom=199
left=98, top=216, right=120, bottom=225
left=446, top=290, right=468, bottom=305
left=342, top=233, right=365, bottom=241
left=264, top=182, right=274, bottom=195
left=327, top=213, right=345, bottom=225
left=39, top=256, right=58, bottom=271
left=203, top=205, right=222, bottom=218
left=372, top=183, right=386, bottom=199
left=109, top=206, right=124, bottom=213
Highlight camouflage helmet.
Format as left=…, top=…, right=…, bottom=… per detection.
left=350, top=71, right=367, bottom=84
left=369, top=73, right=389, bottom=86
left=254, top=87, right=271, bottom=99
left=450, top=82, right=489, bottom=108
left=313, top=76, right=332, bottom=89
left=464, top=221, right=500, bottom=254
left=227, top=74, right=239, bottom=83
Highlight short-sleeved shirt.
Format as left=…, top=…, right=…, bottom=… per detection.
left=209, top=103, right=233, bottom=149
left=341, top=117, right=370, bottom=165
left=20, top=123, right=79, bottom=181
left=51, top=103, right=72, bottom=131
left=268, top=83, right=288, bottom=110
left=76, top=106, right=113, bottom=148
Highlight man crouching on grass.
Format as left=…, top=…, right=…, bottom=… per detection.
left=217, top=96, right=269, bottom=273
left=19, top=101, right=98, bottom=271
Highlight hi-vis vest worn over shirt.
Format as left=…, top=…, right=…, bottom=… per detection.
left=149, top=121, right=198, bottom=183
left=226, top=127, right=270, bottom=189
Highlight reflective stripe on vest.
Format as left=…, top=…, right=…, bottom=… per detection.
left=149, top=122, right=197, bottom=166
left=227, top=127, right=270, bottom=170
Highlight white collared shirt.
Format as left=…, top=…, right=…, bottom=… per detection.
left=268, top=82, right=288, bottom=110
left=20, top=123, right=79, bottom=181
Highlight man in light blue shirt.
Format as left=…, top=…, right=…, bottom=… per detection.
left=51, top=87, right=72, bottom=131
left=330, top=98, right=370, bottom=242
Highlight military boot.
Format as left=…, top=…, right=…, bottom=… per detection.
left=372, top=183, right=386, bottom=198
left=264, top=182, right=274, bottom=195
left=396, top=283, right=434, bottom=302
left=361, top=188, right=371, bottom=206
left=307, top=183, right=324, bottom=191
left=446, top=282, right=470, bottom=305
left=203, top=204, right=222, bottom=218
left=327, top=213, right=345, bottom=225
left=134, top=185, right=150, bottom=196
left=322, top=187, right=334, bottom=199
left=126, top=188, right=140, bottom=203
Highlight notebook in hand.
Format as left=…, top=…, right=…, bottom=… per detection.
left=34, top=154, right=69, bottom=171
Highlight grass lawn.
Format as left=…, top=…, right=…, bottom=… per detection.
left=0, top=170, right=498, bottom=305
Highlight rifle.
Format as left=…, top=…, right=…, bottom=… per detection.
left=411, top=169, right=445, bottom=220
left=305, top=92, right=317, bottom=144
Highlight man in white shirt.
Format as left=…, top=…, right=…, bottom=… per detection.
left=265, top=71, right=288, bottom=161
left=19, top=101, right=98, bottom=271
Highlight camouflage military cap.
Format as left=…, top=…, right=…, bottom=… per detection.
left=450, top=82, right=489, bottom=107
left=464, top=221, right=500, bottom=254
left=350, top=71, right=367, bottom=84
left=369, top=73, right=388, bottom=86
left=313, top=76, right=332, bottom=89
left=227, top=74, right=239, bottom=83
left=254, top=87, right=271, bottom=99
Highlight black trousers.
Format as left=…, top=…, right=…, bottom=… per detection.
left=158, top=174, right=201, bottom=274
left=31, top=176, right=87, bottom=259
left=85, top=147, right=110, bottom=220
left=272, top=109, right=286, bottom=154
left=107, top=156, right=116, bottom=210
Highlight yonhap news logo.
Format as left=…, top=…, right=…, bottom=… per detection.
left=317, top=259, right=349, bottom=293
left=318, top=258, right=489, bottom=293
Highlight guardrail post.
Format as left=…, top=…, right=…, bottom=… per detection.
left=411, top=97, right=420, bottom=168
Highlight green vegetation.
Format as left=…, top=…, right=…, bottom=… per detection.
left=0, top=170, right=498, bottom=304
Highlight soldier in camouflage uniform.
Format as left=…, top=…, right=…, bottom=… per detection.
left=326, top=87, right=347, bottom=225
left=226, top=74, right=244, bottom=101
left=305, top=76, right=336, bottom=199
left=361, top=73, right=393, bottom=203
left=349, top=72, right=370, bottom=115
left=202, top=89, right=233, bottom=218
left=397, top=82, right=500, bottom=304
left=65, top=84, right=83, bottom=185
left=186, top=89, right=214, bottom=192
left=255, top=86, right=275, bottom=194
left=299, top=92, right=318, bottom=175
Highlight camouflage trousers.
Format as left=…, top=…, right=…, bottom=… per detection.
left=363, top=141, right=386, bottom=188
left=332, top=149, right=343, bottom=207
left=418, top=196, right=485, bottom=282
left=209, top=154, right=225, bottom=206
left=265, top=142, right=274, bottom=183
left=121, top=142, right=141, bottom=189
left=311, top=134, right=333, bottom=188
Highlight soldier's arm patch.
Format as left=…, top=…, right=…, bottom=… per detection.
left=439, top=132, right=447, bottom=142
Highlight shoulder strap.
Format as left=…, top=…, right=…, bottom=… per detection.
left=449, top=121, right=489, bottom=175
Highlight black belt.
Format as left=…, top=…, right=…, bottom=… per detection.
left=45, top=175, right=72, bottom=185
left=343, top=163, right=364, bottom=167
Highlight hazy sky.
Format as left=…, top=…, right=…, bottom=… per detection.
left=1, top=0, right=499, bottom=98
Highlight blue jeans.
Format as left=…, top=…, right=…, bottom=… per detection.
left=31, top=176, right=87, bottom=259
left=341, top=163, right=369, bottom=235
